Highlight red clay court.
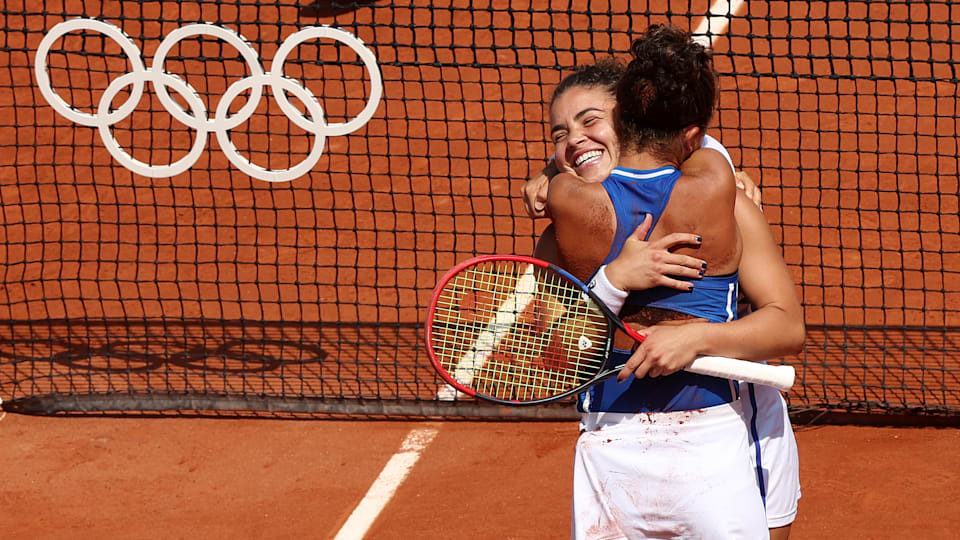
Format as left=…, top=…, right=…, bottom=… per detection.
left=1, top=0, right=959, bottom=538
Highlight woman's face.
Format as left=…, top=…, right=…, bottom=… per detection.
left=549, top=85, right=619, bottom=183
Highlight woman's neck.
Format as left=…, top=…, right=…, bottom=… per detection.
left=616, top=150, right=678, bottom=171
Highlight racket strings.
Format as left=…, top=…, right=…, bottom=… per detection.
left=431, top=260, right=609, bottom=401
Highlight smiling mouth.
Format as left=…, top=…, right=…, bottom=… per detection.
left=574, top=150, right=602, bottom=167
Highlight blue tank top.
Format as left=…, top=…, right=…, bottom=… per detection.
left=578, top=166, right=740, bottom=413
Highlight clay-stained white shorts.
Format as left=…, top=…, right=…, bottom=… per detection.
left=572, top=400, right=769, bottom=540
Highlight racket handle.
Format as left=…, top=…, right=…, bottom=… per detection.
left=686, top=356, right=795, bottom=392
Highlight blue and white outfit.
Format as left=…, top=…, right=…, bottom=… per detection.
left=701, top=135, right=802, bottom=530
left=571, top=164, right=769, bottom=539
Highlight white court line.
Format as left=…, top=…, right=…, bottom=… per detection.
left=333, top=427, right=440, bottom=540
left=692, top=0, right=746, bottom=46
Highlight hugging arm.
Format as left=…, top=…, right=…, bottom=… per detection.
left=619, top=191, right=805, bottom=379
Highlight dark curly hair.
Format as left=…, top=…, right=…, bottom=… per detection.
left=550, top=58, right=625, bottom=108
left=615, top=24, right=717, bottom=156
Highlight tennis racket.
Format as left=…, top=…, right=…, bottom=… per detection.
left=425, top=254, right=795, bottom=405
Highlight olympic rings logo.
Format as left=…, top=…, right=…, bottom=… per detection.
left=34, top=19, right=383, bottom=182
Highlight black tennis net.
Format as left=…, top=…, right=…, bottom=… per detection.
left=0, top=1, right=957, bottom=419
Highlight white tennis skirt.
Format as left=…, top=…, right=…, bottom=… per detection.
left=572, top=400, right=769, bottom=539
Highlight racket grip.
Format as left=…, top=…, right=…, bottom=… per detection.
left=686, top=356, right=795, bottom=392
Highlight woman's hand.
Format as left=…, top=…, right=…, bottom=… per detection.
left=735, top=170, right=762, bottom=209
left=617, top=321, right=709, bottom=381
left=522, top=159, right=559, bottom=218
left=604, top=214, right=706, bottom=293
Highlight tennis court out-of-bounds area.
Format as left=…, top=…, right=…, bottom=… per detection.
left=1, top=414, right=959, bottom=539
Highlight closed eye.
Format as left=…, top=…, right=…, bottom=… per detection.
left=583, top=114, right=601, bottom=126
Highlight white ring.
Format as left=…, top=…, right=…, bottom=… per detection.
left=34, top=18, right=147, bottom=127
left=270, top=25, right=383, bottom=137
left=97, top=71, right=209, bottom=178
left=215, top=75, right=328, bottom=183
left=151, top=23, right=265, bottom=131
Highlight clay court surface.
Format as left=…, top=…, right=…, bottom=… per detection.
left=3, top=1, right=960, bottom=538
left=2, top=413, right=958, bottom=539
